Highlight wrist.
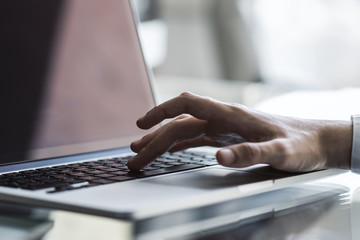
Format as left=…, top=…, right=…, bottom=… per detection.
left=319, top=120, right=352, bottom=170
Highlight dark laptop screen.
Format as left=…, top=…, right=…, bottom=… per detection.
left=0, top=0, right=155, bottom=165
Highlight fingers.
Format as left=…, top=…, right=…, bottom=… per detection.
left=136, top=92, right=234, bottom=130
left=127, top=117, right=208, bottom=170
left=130, top=127, right=164, bottom=153
left=217, top=139, right=289, bottom=169
left=130, top=115, right=191, bottom=153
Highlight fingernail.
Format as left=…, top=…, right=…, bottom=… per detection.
left=218, top=149, right=235, bottom=165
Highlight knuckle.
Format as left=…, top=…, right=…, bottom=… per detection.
left=179, top=92, right=194, bottom=113
left=228, top=103, right=242, bottom=113
left=176, top=114, right=190, bottom=120
left=270, top=140, right=292, bottom=167
left=274, top=140, right=291, bottom=158
left=180, top=92, right=193, bottom=97
left=238, top=143, right=258, bottom=162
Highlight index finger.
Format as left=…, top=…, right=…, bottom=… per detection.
left=137, top=92, right=233, bottom=129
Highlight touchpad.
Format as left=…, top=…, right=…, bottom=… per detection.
left=144, top=168, right=275, bottom=190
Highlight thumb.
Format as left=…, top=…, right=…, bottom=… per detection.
left=216, top=140, right=285, bottom=168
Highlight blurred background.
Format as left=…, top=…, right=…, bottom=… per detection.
left=133, top=0, right=360, bottom=119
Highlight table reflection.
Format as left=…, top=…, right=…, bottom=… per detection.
left=351, top=187, right=360, bottom=240
left=134, top=182, right=350, bottom=240
left=188, top=190, right=350, bottom=240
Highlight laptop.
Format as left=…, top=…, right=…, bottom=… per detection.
left=0, top=0, right=346, bottom=221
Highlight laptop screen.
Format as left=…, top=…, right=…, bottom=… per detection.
left=0, top=0, right=155, bottom=165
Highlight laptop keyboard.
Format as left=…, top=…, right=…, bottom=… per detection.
left=0, top=151, right=217, bottom=193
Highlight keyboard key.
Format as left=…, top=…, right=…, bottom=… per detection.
left=150, top=164, right=170, bottom=168
left=74, top=167, right=90, bottom=172
left=89, top=165, right=109, bottom=170
left=112, top=163, right=125, bottom=167
left=107, top=176, right=135, bottom=182
left=169, top=162, right=186, bottom=166
left=58, top=168, right=73, bottom=173
left=107, top=171, right=128, bottom=176
left=83, top=162, right=102, bottom=167
left=85, top=170, right=106, bottom=175
left=97, top=160, right=115, bottom=164
left=97, top=173, right=116, bottom=178
left=78, top=176, right=101, bottom=181
left=52, top=174, right=67, bottom=179
left=68, top=172, right=87, bottom=177
left=128, top=164, right=203, bottom=178
left=105, top=168, right=123, bottom=172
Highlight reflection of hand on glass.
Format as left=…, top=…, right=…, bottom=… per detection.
left=127, top=92, right=352, bottom=172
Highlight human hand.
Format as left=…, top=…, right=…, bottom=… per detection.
left=127, top=92, right=352, bottom=172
